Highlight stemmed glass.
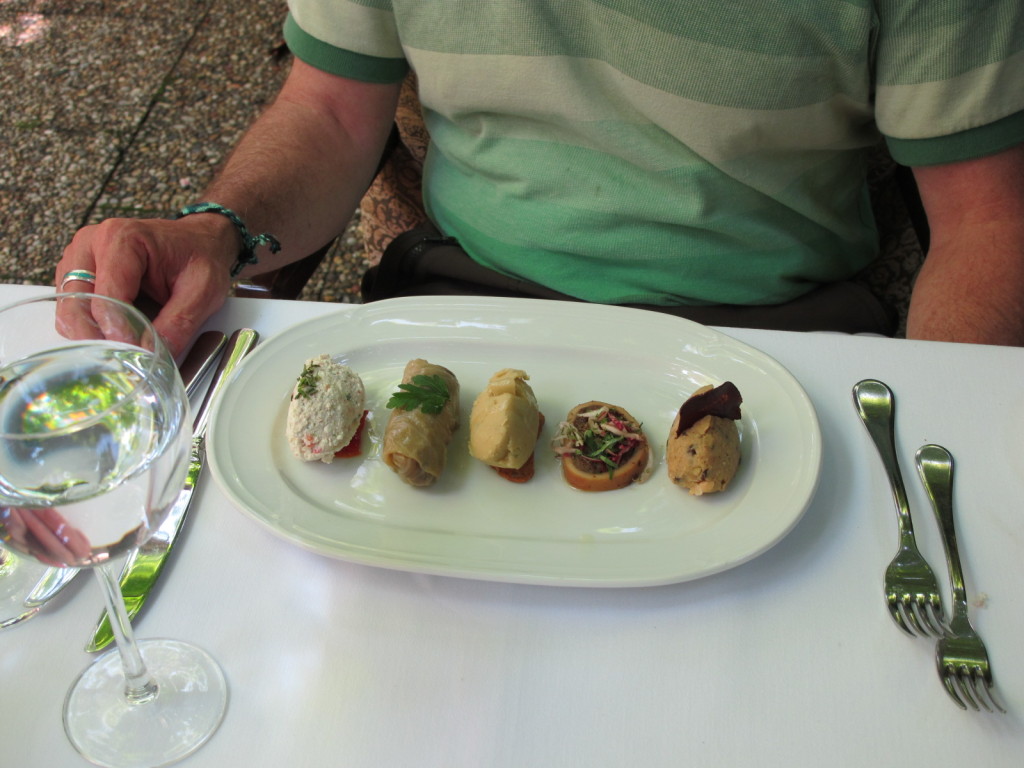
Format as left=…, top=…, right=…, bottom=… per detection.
left=0, top=292, right=227, bottom=768
left=0, top=547, right=54, bottom=628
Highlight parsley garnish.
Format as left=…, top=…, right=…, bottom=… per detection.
left=293, top=362, right=320, bottom=400
left=386, top=374, right=450, bottom=415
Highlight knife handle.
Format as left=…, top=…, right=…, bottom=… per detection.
left=180, top=330, right=227, bottom=398
left=192, top=328, right=259, bottom=436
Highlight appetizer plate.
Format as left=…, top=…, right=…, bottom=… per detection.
left=208, top=296, right=821, bottom=587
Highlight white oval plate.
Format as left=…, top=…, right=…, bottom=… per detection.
left=208, top=296, right=821, bottom=587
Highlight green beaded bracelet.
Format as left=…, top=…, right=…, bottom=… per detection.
left=175, top=202, right=281, bottom=277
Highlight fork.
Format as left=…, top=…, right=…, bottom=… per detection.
left=853, top=379, right=945, bottom=637
left=915, top=444, right=1005, bottom=713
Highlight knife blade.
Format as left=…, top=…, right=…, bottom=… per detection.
left=85, top=328, right=258, bottom=651
left=22, top=330, right=228, bottom=609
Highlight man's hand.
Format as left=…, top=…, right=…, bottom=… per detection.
left=908, top=142, right=1024, bottom=346
left=57, top=214, right=237, bottom=358
left=56, top=60, right=402, bottom=359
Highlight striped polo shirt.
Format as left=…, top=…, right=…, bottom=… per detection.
left=284, top=1, right=1024, bottom=307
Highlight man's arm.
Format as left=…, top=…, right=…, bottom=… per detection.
left=200, top=58, right=402, bottom=274
left=906, top=142, right=1024, bottom=346
left=59, top=59, right=401, bottom=356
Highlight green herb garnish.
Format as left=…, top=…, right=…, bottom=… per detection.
left=386, top=374, right=450, bottom=415
left=293, top=362, right=320, bottom=400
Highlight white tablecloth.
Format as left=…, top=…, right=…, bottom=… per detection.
left=3, top=284, right=1023, bottom=767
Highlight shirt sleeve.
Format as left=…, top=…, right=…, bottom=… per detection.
left=873, top=0, right=1024, bottom=165
left=885, top=109, right=1024, bottom=166
left=283, top=4, right=408, bottom=84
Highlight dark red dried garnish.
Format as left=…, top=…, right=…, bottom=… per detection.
left=674, top=382, right=742, bottom=436
left=334, top=410, right=369, bottom=458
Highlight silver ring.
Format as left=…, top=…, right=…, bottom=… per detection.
left=60, top=269, right=97, bottom=291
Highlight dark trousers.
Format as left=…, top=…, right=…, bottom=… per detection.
left=362, top=225, right=896, bottom=336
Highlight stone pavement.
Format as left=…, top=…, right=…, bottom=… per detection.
left=0, top=0, right=364, bottom=302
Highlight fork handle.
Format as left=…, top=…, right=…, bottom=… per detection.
left=915, top=444, right=969, bottom=623
left=854, top=380, right=915, bottom=535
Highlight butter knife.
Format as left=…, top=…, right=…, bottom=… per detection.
left=85, top=328, right=258, bottom=651
left=22, top=330, right=228, bottom=609
left=181, top=330, right=230, bottom=399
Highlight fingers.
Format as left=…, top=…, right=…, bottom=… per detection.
left=59, top=219, right=147, bottom=305
left=57, top=220, right=153, bottom=343
left=2, top=507, right=92, bottom=568
left=79, top=219, right=155, bottom=304
left=151, top=259, right=231, bottom=358
left=54, top=294, right=105, bottom=343
left=59, top=218, right=232, bottom=358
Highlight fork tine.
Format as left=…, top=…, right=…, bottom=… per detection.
left=983, top=685, right=1006, bottom=714
left=908, top=603, right=933, bottom=636
left=888, top=606, right=913, bottom=638
left=953, top=668, right=981, bottom=711
left=913, top=596, right=944, bottom=636
left=899, top=599, right=928, bottom=636
left=971, top=669, right=1006, bottom=714
left=968, top=672, right=993, bottom=713
left=925, top=600, right=947, bottom=636
left=887, top=597, right=916, bottom=636
left=940, top=668, right=968, bottom=710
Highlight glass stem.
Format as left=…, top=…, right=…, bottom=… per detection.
left=94, top=562, right=159, bottom=704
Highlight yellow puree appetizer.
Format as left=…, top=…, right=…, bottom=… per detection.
left=468, top=368, right=543, bottom=482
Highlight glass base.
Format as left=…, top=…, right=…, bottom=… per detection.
left=63, top=639, right=228, bottom=768
left=0, top=550, right=48, bottom=629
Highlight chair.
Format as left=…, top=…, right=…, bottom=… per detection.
left=854, top=143, right=929, bottom=336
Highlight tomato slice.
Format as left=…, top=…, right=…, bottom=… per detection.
left=493, top=453, right=535, bottom=483
left=334, top=411, right=368, bottom=458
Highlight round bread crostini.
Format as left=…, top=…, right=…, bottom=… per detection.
left=552, top=401, right=650, bottom=491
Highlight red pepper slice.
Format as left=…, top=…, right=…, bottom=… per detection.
left=493, top=453, right=535, bottom=483
left=334, top=411, right=369, bottom=458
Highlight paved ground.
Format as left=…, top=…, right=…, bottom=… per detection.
left=0, top=0, right=364, bottom=302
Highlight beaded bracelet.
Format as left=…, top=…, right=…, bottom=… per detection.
left=174, top=202, right=281, bottom=277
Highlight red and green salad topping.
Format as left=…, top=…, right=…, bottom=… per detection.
left=552, top=404, right=644, bottom=475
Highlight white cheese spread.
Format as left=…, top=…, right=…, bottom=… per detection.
left=286, top=354, right=364, bottom=462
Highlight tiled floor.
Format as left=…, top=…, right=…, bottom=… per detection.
left=0, top=0, right=365, bottom=302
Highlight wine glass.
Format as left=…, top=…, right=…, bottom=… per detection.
left=0, top=547, right=52, bottom=628
left=0, top=292, right=227, bottom=768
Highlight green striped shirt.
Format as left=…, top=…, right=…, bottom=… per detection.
left=285, top=0, right=1024, bottom=306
